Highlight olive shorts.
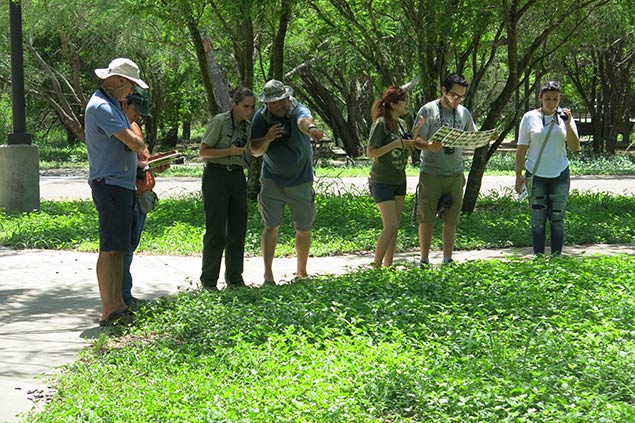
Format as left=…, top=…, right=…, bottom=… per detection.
left=258, top=179, right=316, bottom=231
left=417, top=172, right=465, bottom=224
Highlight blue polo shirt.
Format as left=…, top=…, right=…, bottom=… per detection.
left=85, top=89, right=136, bottom=190
left=251, top=100, right=314, bottom=187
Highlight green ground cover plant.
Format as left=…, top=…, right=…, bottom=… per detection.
left=27, top=255, right=635, bottom=422
left=1, top=192, right=634, bottom=255
left=38, top=138, right=90, bottom=170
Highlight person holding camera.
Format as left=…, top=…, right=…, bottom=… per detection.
left=199, top=87, right=256, bottom=290
left=367, top=87, right=422, bottom=268
left=515, top=80, right=580, bottom=256
left=250, top=80, right=324, bottom=284
left=413, top=73, right=476, bottom=267
left=120, top=87, right=168, bottom=306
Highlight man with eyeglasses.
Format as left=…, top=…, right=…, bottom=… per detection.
left=85, top=58, right=148, bottom=326
left=413, top=73, right=476, bottom=267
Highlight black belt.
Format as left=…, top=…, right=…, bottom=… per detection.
left=206, top=163, right=244, bottom=171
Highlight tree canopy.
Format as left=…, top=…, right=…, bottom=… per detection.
left=1, top=0, right=632, bottom=207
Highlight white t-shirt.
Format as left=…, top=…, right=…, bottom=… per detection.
left=517, top=109, right=578, bottom=178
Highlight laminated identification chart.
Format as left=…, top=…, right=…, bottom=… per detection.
left=428, top=126, right=497, bottom=148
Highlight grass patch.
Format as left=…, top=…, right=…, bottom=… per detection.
left=27, top=255, right=635, bottom=422
left=1, top=192, right=635, bottom=255
left=38, top=139, right=89, bottom=170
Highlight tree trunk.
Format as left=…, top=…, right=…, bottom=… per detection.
left=245, top=154, right=262, bottom=201
left=268, top=1, right=292, bottom=81
left=463, top=76, right=524, bottom=210
left=186, top=20, right=221, bottom=117
left=201, top=30, right=231, bottom=111
left=25, top=40, right=85, bottom=142
left=235, top=18, right=255, bottom=88
left=297, top=67, right=363, bottom=156
left=164, top=126, right=178, bottom=148
left=145, top=118, right=157, bottom=153
left=182, top=119, right=191, bottom=142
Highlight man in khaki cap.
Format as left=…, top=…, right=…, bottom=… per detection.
left=251, top=80, right=325, bottom=285
left=85, top=58, right=148, bottom=327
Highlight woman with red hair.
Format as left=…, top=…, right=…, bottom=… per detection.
left=367, top=86, right=422, bottom=268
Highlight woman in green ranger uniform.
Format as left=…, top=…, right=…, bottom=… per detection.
left=199, top=87, right=255, bottom=289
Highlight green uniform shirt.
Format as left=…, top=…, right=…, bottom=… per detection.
left=202, top=110, right=251, bottom=166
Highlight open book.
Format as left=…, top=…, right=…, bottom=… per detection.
left=428, top=126, right=497, bottom=148
left=147, top=151, right=181, bottom=168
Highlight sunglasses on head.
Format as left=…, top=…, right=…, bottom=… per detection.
left=541, top=80, right=561, bottom=92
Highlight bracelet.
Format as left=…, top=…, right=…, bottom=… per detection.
left=307, top=125, right=317, bottom=132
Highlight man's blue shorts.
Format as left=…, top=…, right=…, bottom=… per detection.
left=90, top=179, right=135, bottom=252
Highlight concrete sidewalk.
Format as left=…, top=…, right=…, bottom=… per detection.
left=2, top=243, right=635, bottom=422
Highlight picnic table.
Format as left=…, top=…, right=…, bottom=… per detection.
left=312, top=137, right=355, bottom=166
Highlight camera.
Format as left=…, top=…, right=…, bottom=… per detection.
left=271, top=118, right=292, bottom=143
left=556, top=107, right=568, bottom=122
left=232, top=134, right=248, bottom=148
left=437, top=193, right=453, bottom=217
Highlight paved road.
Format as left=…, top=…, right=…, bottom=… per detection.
left=40, top=173, right=635, bottom=200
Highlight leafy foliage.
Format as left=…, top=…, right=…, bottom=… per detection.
left=27, top=255, right=635, bottom=422
left=2, top=192, right=635, bottom=255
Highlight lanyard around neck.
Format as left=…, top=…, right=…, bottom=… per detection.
left=437, top=99, right=457, bottom=128
left=541, top=109, right=560, bottom=127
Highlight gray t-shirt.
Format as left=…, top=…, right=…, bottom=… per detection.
left=413, top=99, right=476, bottom=176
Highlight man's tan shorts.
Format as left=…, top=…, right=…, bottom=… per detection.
left=417, top=173, right=465, bottom=224
left=258, top=179, right=316, bottom=231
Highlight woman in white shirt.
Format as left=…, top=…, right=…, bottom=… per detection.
left=515, top=81, right=581, bottom=255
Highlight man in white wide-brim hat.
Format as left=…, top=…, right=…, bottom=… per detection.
left=84, top=58, right=148, bottom=327
left=250, top=79, right=325, bottom=286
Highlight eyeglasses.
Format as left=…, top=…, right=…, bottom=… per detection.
left=447, top=91, right=465, bottom=102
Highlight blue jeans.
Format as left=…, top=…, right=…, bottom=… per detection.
left=526, top=167, right=570, bottom=255
left=122, top=197, right=146, bottom=306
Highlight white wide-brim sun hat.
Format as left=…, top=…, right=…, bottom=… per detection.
left=94, top=58, right=149, bottom=89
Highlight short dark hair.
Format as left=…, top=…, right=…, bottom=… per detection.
left=230, top=87, right=255, bottom=105
left=442, top=73, right=469, bottom=92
